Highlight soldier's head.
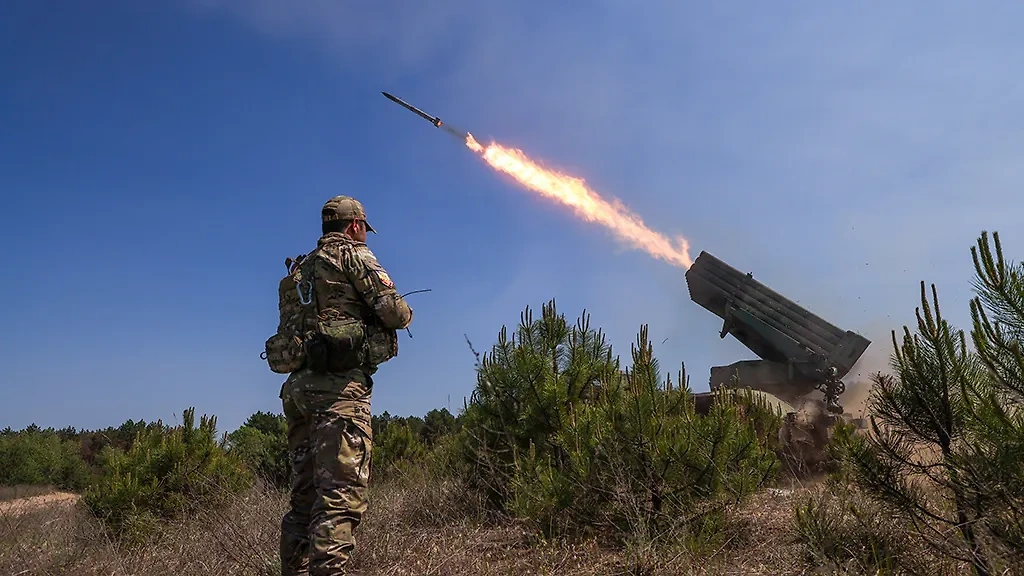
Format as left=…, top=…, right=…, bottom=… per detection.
left=321, top=195, right=376, bottom=242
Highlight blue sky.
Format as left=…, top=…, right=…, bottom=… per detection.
left=3, top=2, right=1024, bottom=433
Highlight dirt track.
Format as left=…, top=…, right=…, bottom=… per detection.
left=0, top=492, right=80, bottom=517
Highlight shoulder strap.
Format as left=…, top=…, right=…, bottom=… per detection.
left=296, top=250, right=322, bottom=330
left=285, top=253, right=307, bottom=275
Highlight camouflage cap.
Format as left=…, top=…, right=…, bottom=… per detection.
left=321, top=195, right=376, bottom=233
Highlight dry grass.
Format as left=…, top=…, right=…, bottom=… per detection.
left=0, top=480, right=283, bottom=576
left=0, top=474, right=964, bottom=576
left=0, top=485, right=60, bottom=502
left=0, top=491, right=79, bottom=518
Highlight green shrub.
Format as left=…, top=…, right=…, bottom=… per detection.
left=0, top=427, right=91, bottom=490
left=82, top=407, right=253, bottom=543
left=835, top=230, right=1024, bottom=575
left=457, top=300, right=781, bottom=545
left=792, top=482, right=920, bottom=574
left=368, top=406, right=464, bottom=482
left=372, top=420, right=427, bottom=478
left=456, top=301, right=622, bottom=512
left=78, top=419, right=165, bottom=468
left=421, top=408, right=458, bottom=446
left=226, top=411, right=290, bottom=491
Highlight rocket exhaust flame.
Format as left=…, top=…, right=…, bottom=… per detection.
left=382, top=91, right=693, bottom=269
left=464, top=133, right=692, bottom=269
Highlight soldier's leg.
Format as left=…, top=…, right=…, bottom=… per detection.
left=280, top=389, right=317, bottom=576
left=307, top=411, right=371, bottom=575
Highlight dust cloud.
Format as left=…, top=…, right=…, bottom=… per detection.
left=839, top=328, right=896, bottom=418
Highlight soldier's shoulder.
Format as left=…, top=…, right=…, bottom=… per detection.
left=315, top=238, right=358, bottom=264
left=348, top=244, right=397, bottom=290
left=347, top=243, right=383, bottom=269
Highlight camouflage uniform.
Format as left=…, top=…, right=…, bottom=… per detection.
left=278, top=196, right=413, bottom=576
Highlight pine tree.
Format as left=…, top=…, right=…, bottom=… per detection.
left=457, top=300, right=781, bottom=545
left=83, top=407, right=253, bottom=543
left=839, top=231, right=1024, bottom=575
left=456, top=300, right=619, bottom=511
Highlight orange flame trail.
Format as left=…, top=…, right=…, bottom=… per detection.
left=465, top=134, right=692, bottom=269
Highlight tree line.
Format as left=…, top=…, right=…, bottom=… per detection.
left=0, top=406, right=461, bottom=495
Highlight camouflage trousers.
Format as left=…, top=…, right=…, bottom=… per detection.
left=279, top=368, right=374, bottom=576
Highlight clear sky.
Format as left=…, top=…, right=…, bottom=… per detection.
left=4, top=2, right=1024, bottom=433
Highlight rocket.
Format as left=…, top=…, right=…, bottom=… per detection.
left=382, top=91, right=444, bottom=128
left=381, top=91, right=471, bottom=141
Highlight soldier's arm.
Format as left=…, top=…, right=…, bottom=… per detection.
left=339, top=245, right=413, bottom=330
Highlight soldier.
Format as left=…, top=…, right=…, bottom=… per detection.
left=273, top=196, right=413, bottom=575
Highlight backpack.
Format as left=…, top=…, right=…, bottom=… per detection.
left=263, top=254, right=318, bottom=374
left=262, top=251, right=373, bottom=375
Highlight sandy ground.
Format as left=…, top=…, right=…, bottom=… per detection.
left=0, top=492, right=81, bottom=517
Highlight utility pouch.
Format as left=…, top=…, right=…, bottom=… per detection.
left=316, top=317, right=367, bottom=372
left=304, top=333, right=330, bottom=374
left=263, top=332, right=307, bottom=374
left=364, top=327, right=399, bottom=366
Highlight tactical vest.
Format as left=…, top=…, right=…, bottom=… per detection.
left=263, top=247, right=398, bottom=375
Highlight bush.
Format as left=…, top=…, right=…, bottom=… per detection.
left=82, top=407, right=253, bottom=543
left=836, top=231, right=1024, bottom=576
left=369, top=407, right=462, bottom=482
left=793, top=481, right=935, bottom=574
left=0, top=427, right=92, bottom=491
left=421, top=408, right=459, bottom=446
left=456, top=300, right=782, bottom=545
left=77, top=419, right=165, bottom=468
left=226, top=411, right=290, bottom=491
left=372, top=420, right=427, bottom=477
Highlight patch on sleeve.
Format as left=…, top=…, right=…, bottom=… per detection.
left=374, top=269, right=394, bottom=288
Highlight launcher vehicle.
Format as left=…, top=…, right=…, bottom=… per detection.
left=684, top=250, right=871, bottom=433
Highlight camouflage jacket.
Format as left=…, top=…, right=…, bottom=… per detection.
left=281, top=232, right=413, bottom=437
left=308, top=232, right=413, bottom=332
